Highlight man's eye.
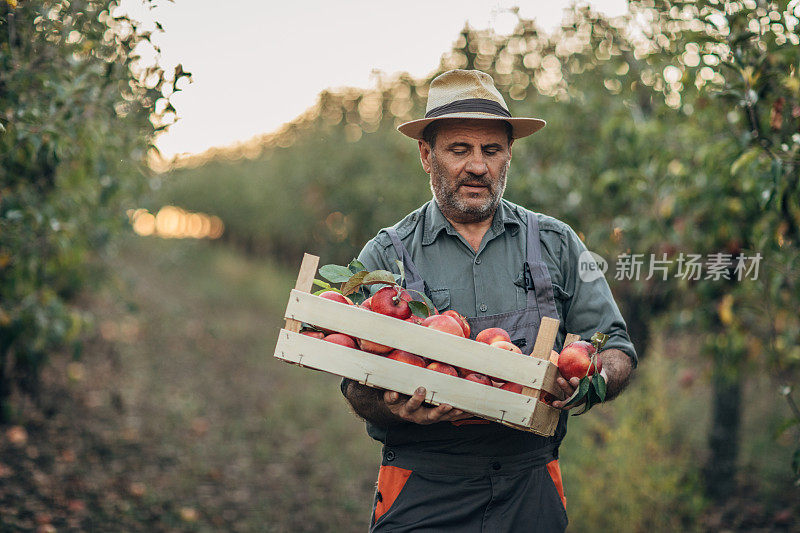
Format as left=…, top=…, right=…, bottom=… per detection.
left=452, top=149, right=467, bottom=155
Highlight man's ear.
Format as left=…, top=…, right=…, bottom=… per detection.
left=508, top=138, right=514, bottom=160
left=419, top=140, right=432, bottom=174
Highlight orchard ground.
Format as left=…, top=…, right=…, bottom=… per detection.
left=0, top=236, right=797, bottom=531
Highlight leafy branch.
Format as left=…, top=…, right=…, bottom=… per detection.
left=564, top=332, right=609, bottom=416
left=314, top=259, right=435, bottom=316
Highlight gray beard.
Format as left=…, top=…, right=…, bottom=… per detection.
left=429, top=156, right=509, bottom=224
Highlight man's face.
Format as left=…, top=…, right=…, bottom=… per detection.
left=420, top=119, right=512, bottom=224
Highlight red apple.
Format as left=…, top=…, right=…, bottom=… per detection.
left=386, top=349, right=426, bottom=367
left=456, top=366, right=476, bottom=378
left=500, top=382, right=523, bottom=394
left=463, top=373, right=492, bottom=386
left=557, top=340, right=600, bottom=381
left=318, top=291, right=354, bottom=305
left=360, top=296, right=373, bottom=311
left=323, top=333, right=358, bottom=349
left=371, top=286, right=412, bottom=319
left=426, top=361, right=459, bottom=376
left=475, top=327, right=512, bottom=345
left=490, top=340, right=523, bottom=354
left=442, top=310, right=471, bottom=338
left=422, top=314, right=465, bottom=337
left=358, top=337, right=393, bottom=355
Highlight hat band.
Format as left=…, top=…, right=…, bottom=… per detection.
left=425, top=98, right=512, bottom=119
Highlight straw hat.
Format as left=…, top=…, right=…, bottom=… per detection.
left=397, top=69, right=545, bottom=140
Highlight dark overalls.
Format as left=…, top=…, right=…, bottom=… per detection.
left=369, top=210, right=569, bottom=532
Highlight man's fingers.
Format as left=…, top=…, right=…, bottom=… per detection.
left=553, top=377, right=585, bottom=410
left=401, top=387, right=427, bottom=413
left=383, top=390, right=403, bottom=405
left=429, top=403, right=453, bottom=419
left=556, top=376, right=575, bottom=395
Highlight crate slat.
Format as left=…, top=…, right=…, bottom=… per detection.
left=275, top=329, right=540, bottom=427
left=284, top=289, right=560, bottom=394
left=285, top=254, right=319, bottom=333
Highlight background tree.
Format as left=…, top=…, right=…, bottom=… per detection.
left=0, top=0, right=187, bottom=420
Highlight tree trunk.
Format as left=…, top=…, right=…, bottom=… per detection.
left=0, top=344, right=11, bottom=423
left=702, top=346, right=743, bottom=501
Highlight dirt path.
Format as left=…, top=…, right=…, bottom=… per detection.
left=0, top=238, right=380, bottom=532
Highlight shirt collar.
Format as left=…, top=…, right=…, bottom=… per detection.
left=422, top=199, right=521, bottom=246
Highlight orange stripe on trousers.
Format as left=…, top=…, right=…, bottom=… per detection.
left=374, top=465, right=412, bottom=522
left=546, top=459, right=566, bottom=510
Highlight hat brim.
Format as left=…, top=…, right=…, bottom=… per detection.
left=397, top=113, right=546, bottom=141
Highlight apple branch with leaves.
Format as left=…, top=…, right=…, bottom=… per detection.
left=563, top=332, right=609, bottom=416
left=313, top=259, right=436, bottom=318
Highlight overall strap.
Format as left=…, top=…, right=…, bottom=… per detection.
left=385, top=227, right=426, bottom=294
left=525, top=211, right=559, bottom=320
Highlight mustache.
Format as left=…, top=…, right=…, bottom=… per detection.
left=457, top=175, right=492, bottom=187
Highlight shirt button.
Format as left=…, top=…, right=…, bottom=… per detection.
left=385, top=450, right=396, bottom=462
left=479, top=304, right=488, bottom=312
left=475, top=257, right=481, bottom=265
left=491, top=461, right=501, bottom=471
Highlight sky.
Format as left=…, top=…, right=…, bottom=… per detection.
left=120, top=1, right=629, bottom=158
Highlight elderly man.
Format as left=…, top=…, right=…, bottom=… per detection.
left=341, top=69, right=636, bottom=532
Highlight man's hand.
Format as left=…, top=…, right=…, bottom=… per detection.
left=384, top=387, right=473, bottom=424
left=551, top=375, right=582, bottom=410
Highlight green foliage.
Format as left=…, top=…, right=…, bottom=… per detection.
left=0, top=0, right=185, bottom=418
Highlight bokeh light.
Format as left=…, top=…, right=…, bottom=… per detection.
left=127, top=206, right=224, bottom=239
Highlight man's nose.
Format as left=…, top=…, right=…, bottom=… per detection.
left=465, top=154, right=488, bottom=175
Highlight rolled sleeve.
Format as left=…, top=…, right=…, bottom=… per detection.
left=560, top=227, right=638, bottom=367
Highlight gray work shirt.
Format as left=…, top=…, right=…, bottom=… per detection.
left=357, top=198, right=637, bottom=365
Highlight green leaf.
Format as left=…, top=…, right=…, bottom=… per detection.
left=319, top=264, right=354, bottom=283
left=572, top=394, right=594, bottom=416
left=730, top=147, right=760, bottom=176
left=409, top=300, right=431, bottom=318
left=313, top=288, right=337, bottom=296
left=564, top=377, right=590, bottom=408
left=361, top=270, right=398, bottom=286
left=312, top=279, right=332, bottom=290
left=592, top=373, right=607, bottom=402
left=340, top=271, right=368, bottom=295
left=348, top=259, right=366, bottom=274
left=349, top=291, right=366, bottom=305
left=773, top=417, right=800, bottom=439
left=406, top=288, right=436, bottom=315
left=587, top=382, right=602, bottom=405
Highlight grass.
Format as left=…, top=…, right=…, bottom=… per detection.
left=106, top=237, right=382, bottom=531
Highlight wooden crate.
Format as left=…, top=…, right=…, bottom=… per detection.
left=273, top=254, right=575, bottom=436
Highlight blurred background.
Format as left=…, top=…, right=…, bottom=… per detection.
left=1, top=0, right=799, bottom=531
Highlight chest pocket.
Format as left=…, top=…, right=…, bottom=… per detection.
left=512, top=269, right=529, bottom=311
left=428, top=288, right=450, bottom=313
